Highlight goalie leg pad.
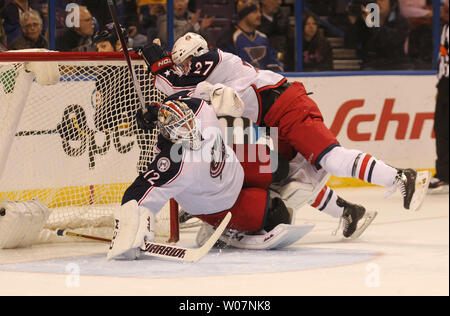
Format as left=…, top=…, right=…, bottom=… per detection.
left=224, top=223, right=315, bottom=250
left=196, top=221, right=315, bottom=250
left=107, top=200, right=155, bottom=260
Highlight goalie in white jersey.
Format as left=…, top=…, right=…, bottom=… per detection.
left=138, top=32, right=431, bottom=229
left=107, top=91, right=311, bottom=260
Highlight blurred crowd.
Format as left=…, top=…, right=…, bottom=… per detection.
left=0, top=0, right=448, bottom=71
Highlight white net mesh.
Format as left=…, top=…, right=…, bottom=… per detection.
left=0, top=54, right=176, bottom=243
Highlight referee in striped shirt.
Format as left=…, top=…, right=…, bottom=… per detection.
left=429, top=8, right=449, bottom=194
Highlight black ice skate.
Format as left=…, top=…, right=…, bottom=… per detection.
left=337, top=197, right=377, bottom=239
left=394, top=169, right=430, bottom=211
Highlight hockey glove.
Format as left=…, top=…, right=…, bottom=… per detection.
left=138, top=43, right=174, bottom=74
left=136, top=103, right=159, bottom=131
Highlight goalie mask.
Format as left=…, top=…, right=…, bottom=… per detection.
left=172, top=32, right=209, bottom=74
left=157, top=100, right=202, bottom=150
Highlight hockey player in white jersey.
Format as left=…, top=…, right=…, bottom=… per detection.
left=108, top=92, right=317, bottom=260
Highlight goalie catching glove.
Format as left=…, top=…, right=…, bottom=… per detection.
left=138, top=43, right=174, bottom=75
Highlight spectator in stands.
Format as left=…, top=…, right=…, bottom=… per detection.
left=93, top=23, right=127, bottom=52
left=217, top=0, right=283, bottom=72
left=139, top=2, right=166, bottom=43
left=37, top=0, right=82, bottom=37
left=345, top=0, right=411, bottom=70
left=0, top=0, right=40, bottom=46
left=399, top=0, right=432, bottom=18
left=80, top=0, right=138, bottom=28
left=187, top=0, right=198, bottom=12
left=56, top=5, right=95, bottom=52
left=9, top=8, right=47, bottom=50
left=127, top=22, right=149, bottom=50
left=398, top=0, right=433, bottom=69
left=0, top=14, right=6, bottom=50
left=93, top=21, right=147, bottom=53
left=402, top=1, right=446, bottom=27
left=0, top=31, right=6, bottom=50
left=305, top=0, right=335, bottom=16
left=258, top=0, right=295, bottom=71
left=302, top=13, right=333, bottom=71
left=443, top=0, right=449, bottom=23
left=79, top=0, right=111, bottom=27
left=85, top=0, right=150, bottom=50
left=38, top=1, right=48, bottom=34
left=156, top=0, right=215, bottom=47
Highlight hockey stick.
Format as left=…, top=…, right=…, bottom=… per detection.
left=106, top=0, right=147, bottom=113
left=57, top=212, right=232, bottom=263
left=57, top=229, right=112, bottom=243
left=140, top=212, right=230, bottom=262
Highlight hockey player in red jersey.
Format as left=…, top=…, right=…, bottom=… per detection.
left=138, top=32, right=430, bottom=234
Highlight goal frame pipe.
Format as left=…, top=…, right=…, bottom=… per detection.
left=0, top=51, right=142, bottom=62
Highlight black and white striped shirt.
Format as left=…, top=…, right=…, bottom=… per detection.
left=438, top=24, right=449, bottom=81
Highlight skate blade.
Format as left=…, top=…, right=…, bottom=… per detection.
left=347, top=211, right=378, bottom=240
left=410, top=171, right=431, bottom=211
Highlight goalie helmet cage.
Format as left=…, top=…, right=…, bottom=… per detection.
left=0, top=51, right=179, bottom=244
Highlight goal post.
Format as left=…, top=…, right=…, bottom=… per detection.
left=0, top=50, right=180, bottom=245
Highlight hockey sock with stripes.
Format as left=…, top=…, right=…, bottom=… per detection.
left=319, top=146, right=398, bottom=187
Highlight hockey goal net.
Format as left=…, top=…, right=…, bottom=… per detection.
left=0, top=50, right=179, bottom=245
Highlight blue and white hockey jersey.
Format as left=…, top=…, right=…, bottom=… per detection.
left=153, top=48, right=286, bottom=125
left=122, top=92, right=244, bottom=216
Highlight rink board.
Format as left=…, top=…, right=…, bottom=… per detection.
left=291, top=74, right=437, bottom=170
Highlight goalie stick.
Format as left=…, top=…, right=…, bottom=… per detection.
left=57, top=229, right=112, bottom=243
left=57, top=212, right=231, bottom=263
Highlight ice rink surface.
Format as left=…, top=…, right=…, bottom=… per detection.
left=0, top=187, right=448, bottom=296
